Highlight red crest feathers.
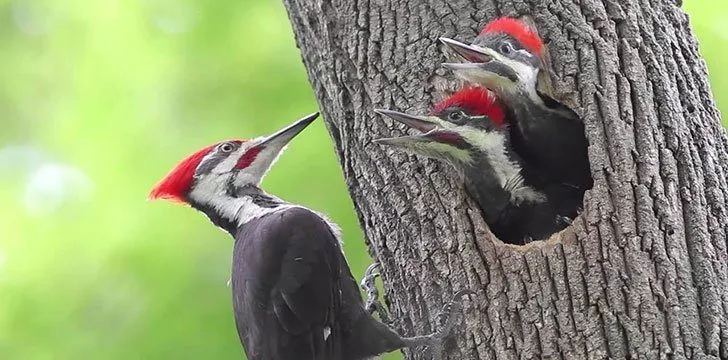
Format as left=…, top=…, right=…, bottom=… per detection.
left=149, top=143, right=219, bottom=204
left=432, top=87, right=506, bottom=126
left=481, top=17, right=543, bottom=55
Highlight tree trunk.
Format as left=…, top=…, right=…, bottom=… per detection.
left=281, top=0, right=728, bottom=358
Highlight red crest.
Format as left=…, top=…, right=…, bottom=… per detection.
left=482, top=17, right=543, bottom=55
left=433, top=87, right=506, bottom=126
left=149, top=143, right=220, bottom=203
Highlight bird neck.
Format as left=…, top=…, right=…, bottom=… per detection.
left=188, top=185, right=288, bottom=236
left=461, top=144, right=545, bottom=223
left=499, top=84, right=577, bottom=132
left=461, top=154, right=516, bottom=222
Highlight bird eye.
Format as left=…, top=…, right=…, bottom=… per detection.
left=448, top=111, right=465, bottom=122
left=219, top=142, right=235, bottom=153
left=499, top=42, right=513, bottom=55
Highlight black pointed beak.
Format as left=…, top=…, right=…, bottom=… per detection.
left=374, top=130, right=470, bottom=153
left=373, top=109, right=440, bottom=133
left=373, top=109, right=467, bottom=149
left=374, top=108, right=442, bottom=146
left=439, top=37, right=493, bottom=63
left=439, top=37, right=519, bottom=86
left=258, top=112, right=319, bottom=148
left=442, top=61, right=519, bottom=87
left=230, top=112, right=318, bottom=183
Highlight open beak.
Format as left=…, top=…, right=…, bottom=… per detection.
left=439, top=37, right=519, bottom=90
left=373, top=109, right=449, bottom=146
left=373, top=108, right=468, bottom=150
left=374, top=109, right=441, bottom=132
left=441, top=61, right=518, bottom=91
left=439, top=37, right=494, bottom=63
left=258, top=112, right=319, bottom=149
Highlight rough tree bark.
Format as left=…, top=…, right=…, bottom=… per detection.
left=282, top=0, right=727, bottom=359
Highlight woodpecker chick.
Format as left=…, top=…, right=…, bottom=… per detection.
left=375, top=88, right=580, bottom=244
left=440, top=17, right=592, bottom=193
left=149, top=113, right=470, bottom=360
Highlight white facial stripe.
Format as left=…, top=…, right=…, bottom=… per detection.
left=516, top=49, right=532, bottom=58
left=233, top=143, right=288, bottom=187
left=188, top=174, right=239, bottom=220
left=459, top=127, right=517, bottom=186
left=435, top=120, right=455, bottom=129
left=433, top=119, right=458, bottom=129
left=491, top=54, right=541, bottom=103
left=498, top=56, right=538, bottom=87
left=190, top=178, right=289, bottom=225
left=463, top=46, right=541, bottom=102
left=456, top=70, right=513, bottom=94
left=190, top=184, right=345, bottom=246
left=237, top=199, right=291, bottom=224
left=427, top=142, right=473, bottom=163
left=184, top=133, right=347, bottom=250
left=189, top=172, right=229, bottom=197
left=187, top=135, right=290, bottom=224
left=449, top=48, right=515, bottom=94
left=210, top=139, right=261, bottom=175
left=400, top=139, right=473, bottom=165
left=457, top=126, right=544, bottom=203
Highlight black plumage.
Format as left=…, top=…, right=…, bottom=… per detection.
left=151, top=114, right=469, bottom=360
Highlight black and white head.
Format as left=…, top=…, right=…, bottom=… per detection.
left=440, top=17, right=544, bottom=98
left=374, top=87, right=508, bottom=169
left=149, top=113, right=319, bottom=219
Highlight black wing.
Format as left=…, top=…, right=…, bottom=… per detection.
left=231, top=207, right=343, bottom=360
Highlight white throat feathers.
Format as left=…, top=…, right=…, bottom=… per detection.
left=189, top=183, right=344, bottom=244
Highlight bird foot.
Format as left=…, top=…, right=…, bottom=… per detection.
left=360, top=262, right=391, bottom=324
left=401, top=289, right=476, bottom=360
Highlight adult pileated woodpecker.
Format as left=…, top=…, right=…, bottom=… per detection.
left=439, top=17, right=592, bottom=193
left=149, top=113, right=470, bottom=360
left=375, top=88, right=579, bottom=244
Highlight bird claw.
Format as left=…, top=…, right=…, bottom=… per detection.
left=360, top=265, right=475, bottom=359
left=360, top=262, right=391, bottom=323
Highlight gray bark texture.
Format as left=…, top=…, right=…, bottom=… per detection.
left=281, top=0, right=728, bottom=359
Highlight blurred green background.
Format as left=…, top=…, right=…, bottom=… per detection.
left=0, top=0, right=723, bottom=359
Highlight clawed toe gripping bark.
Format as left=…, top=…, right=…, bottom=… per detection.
left=360, top=262, right=392, bottom=324
left=360, top=264, right=475, bottom=359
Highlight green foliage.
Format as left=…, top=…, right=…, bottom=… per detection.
left=0, top=1, right=723, bottom=359
left=685, top=1, right=728, bottom=118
